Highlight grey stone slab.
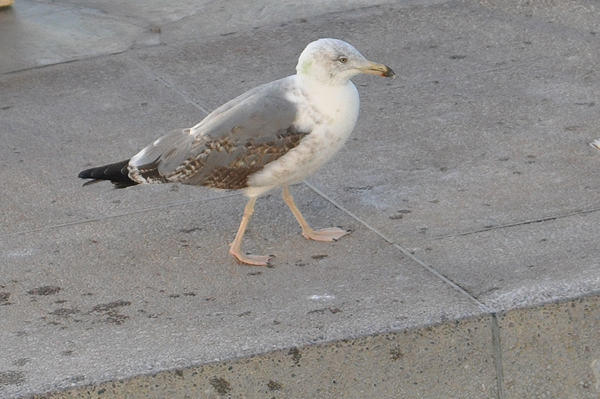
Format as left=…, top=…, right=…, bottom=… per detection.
left=473, top=0, right=600, bottom=33
left=0, top=0, right=155, bottom=74
left=410, top=212, right=600, bottom=311
left=299, top=1, right=600, bottom=310
left=499, top=295, right=600, bottom=398
left=0, top=184, right=483, bottom=398
left=23, top=317, right=497, bottom=398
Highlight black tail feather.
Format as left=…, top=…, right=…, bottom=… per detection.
left=78, top=159, right=137, bottom=188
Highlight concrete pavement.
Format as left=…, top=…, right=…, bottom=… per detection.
left=1, top=0, right=600, bottom=397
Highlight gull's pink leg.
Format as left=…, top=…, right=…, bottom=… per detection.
left=282, top=185, right=349, bottom=242
left=229, top=197, right=272, bottom=266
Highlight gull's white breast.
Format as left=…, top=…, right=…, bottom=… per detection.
left=245, top=77, right=360, bottom=197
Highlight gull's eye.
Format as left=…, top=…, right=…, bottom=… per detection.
left=338, top=56, right=348, bottom=64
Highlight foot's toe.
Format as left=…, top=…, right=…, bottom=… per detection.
left=229, top=248, right=273, bottom=266
left=304, top=227, right=350, bottom=242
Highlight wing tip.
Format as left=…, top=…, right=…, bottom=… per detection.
left=78, top=159, right=136, bottom=188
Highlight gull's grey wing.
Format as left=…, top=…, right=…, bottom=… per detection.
left=128, top=77, right=309, bottom=189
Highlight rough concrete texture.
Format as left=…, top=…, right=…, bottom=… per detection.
left=1, top=0, right=600, bottom=397
left=499, top=295, right=600, bottom=399
left=26, top=317, right=498, bottom=398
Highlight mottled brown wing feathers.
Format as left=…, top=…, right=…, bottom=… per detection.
left=163, top=126, right=307, bottom=189
left=135, top=157, right=168, bottom=184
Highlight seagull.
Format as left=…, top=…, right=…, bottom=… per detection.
left=78, top=38, right=394, bottom=266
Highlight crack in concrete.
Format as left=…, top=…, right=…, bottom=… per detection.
left=431, top=207, right=600, bottom=240
left=0, top=192, right=240, bottom=237
left=129, top=56, right=211, bottom=115
left=491, top=313, right=505, bottom=399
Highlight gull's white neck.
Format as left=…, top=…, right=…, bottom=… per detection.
left=295, top=74, right=360, bottom=132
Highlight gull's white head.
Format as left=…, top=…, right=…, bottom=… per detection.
left=296, top=38, right=395, bottom=85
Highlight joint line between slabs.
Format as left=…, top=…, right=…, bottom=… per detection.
left=432, top=207, right=600, bottom=240
left=130, top=56, right=211, bottom=115
left=2, top=192, right=241, bottom=237
left=304, top=181, right=493, bottom=313
left=491, top=313, right=505, bottom=399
